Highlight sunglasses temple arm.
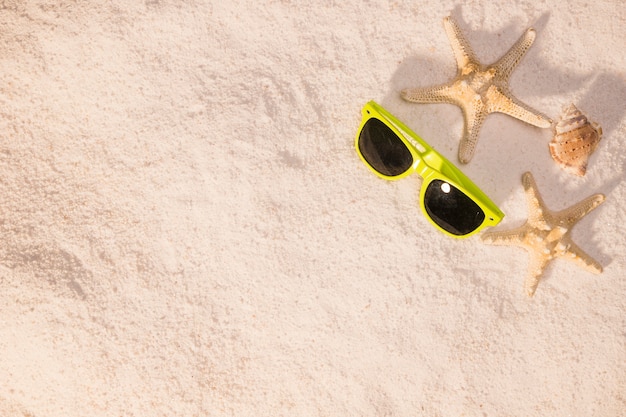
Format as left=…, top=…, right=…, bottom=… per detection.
left=385, top=117, right=436, bottom=175
left=371, top=105, right=483, bottom=186
left=368, top=102, right=435, bottom=155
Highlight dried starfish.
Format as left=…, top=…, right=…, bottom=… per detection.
left=402, top=16, right=552, bottom=164
left=482, top=172, right=605, bottom=296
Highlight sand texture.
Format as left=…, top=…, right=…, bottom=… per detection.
left=1, top=1, right=624, bottom=415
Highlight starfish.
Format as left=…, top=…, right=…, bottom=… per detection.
left=402, top=16, right=552, bottom=164
left=481, top=172, right=605, bottom=297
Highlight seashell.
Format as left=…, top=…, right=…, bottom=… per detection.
left=549, top=104, right=602, bottom=176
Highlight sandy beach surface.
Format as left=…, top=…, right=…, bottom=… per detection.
left=1, top=1, right=624, bottom=415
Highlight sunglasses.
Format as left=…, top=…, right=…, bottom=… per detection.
left=355, top=101, right=504, bottom=238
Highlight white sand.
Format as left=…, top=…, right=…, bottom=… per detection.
left=1, top=1, right=624, bottom=415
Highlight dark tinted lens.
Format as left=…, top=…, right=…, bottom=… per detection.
left=358, top=118, right=413, bottom=177
left=424, top=180, right=485, bottom=236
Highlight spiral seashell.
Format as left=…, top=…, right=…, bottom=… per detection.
left=549, top=104, right=602, bottom=176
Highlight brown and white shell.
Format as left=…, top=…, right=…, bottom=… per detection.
left=549, top=104, right=602, bottom=176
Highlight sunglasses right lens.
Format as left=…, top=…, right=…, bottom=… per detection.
left=424, top=179, right=486, bottom=236
left=358, top=118, right=413, bottom=177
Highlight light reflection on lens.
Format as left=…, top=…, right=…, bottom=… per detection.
left=424, top=179, right=485, bottom=236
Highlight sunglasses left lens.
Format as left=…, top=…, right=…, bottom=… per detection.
left=423, top=179, right=486, bottom=236
left=358, top=118, right=413, bottom=177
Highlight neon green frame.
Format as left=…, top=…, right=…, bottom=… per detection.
left=355, top=101, right=504, bottom=238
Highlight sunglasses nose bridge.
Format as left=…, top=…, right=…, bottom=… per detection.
left=413, top=157, right=431, bottom=178
left=412, top=149, right=445, bottom=182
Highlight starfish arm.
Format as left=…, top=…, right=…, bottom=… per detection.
left=482, top=226, right=550, bottom=297
left=556, top=193, right=606, bottom=228
left=524, top=252, right=551, bottom=296
left=481, top=225, right=529, bottom=246
left=401, top=83, right=458, bottom=104
left=560, top=238, right=603, bottom=274
left=492, top=28, right=536, bottom=80
left=485, top=85, right=552, bottom=128
left=483, top=172, right=604, bottom=296
left=443, top=16, right=479, bottom=72
left=458, top=99, right=487, bottom=164
left=521, top=172, right=552, bottom=229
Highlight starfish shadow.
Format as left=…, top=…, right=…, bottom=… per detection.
left=386, top=12, right=607, bottom=206
left=443, top=10, right=595, bottom=116
left=387, top=55, right=462, bottom=151
left=579, top=202, right=614, bottom=268
left=578, top=70, right=626, bottom=140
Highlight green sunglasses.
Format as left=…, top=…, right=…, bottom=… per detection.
left=355, top=101, right=504, bottom=238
